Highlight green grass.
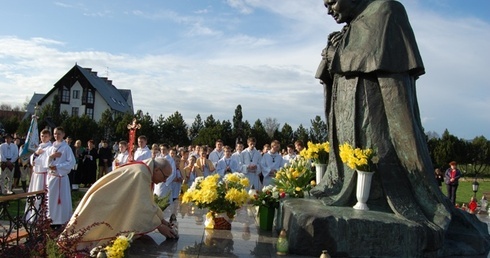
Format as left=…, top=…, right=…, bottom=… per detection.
left=440, top=179, right=489, bottom=206
left=1, top=190, right=86, bottom=219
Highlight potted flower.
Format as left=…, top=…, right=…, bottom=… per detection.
left=181, top=173, right=250, bottom=230
left=251, top=185, right=283, bottom=230
left=339, top=143, right=379, bottom=211
left=274, top=157, right=315, bottom=198
left=300, top=141, right=330, bottom=183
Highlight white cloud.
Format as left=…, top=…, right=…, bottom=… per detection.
left=0, top=1, right=489, bottom=140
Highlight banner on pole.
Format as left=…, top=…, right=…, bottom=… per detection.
left=20, top=115, right=39, bottom=160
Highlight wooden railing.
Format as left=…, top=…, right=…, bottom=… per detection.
left=0, top=190, right=46, bottom=251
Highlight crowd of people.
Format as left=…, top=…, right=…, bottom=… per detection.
left=0, top=128, right=308, bottom=229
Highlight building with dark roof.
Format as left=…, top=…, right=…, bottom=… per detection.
left=25, top=64, right=133, bottom=121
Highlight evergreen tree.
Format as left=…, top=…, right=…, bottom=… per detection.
left=309, top=115, right=327, bottom=143
left=98, top=109, right=115, bottom=141
left=232, top=105, right=244, bottom=144
left=189, top=114, right=203, bottom=143
left=294, top=124, right=309, bottom=145
left=279, top=123, right=294, bottom=146
left=251, top=119, right=270, bottom=150
left=164, top=111, right=190, bottom=146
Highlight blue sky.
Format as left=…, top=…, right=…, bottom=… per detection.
left=1, top=0, right=489, bottom=140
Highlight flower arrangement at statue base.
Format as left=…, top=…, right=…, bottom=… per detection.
left=251, top=185, right=285, bottom=230
left=300, top=141, right=330, bottom=183
left=339, top=143, right=378, bottom=211
left=182, top=172, right=250, bottom=230
left=274, top=157, right=315, bottom=198
left=89, top=232, right=134, bottom=258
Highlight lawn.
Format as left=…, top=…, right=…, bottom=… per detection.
left=440, top=179, right=489, bottom=206
left=1, top=190, right=86, bottom=219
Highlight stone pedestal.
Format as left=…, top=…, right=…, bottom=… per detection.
left=282, top=198, right=490, bottom=257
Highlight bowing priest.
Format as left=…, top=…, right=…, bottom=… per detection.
left=59, top=157, right=177, bottom=251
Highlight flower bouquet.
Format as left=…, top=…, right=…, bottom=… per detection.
left=300, top=141, right=330, bottom=165
left=90, top=232, right=134, bottom=258
left=339, top=143, right=379, bottom=210
left=182, top=173, right=250, bottom=229
left=274, top=157, right=315, bottom=198
left=251, top=185, right=283, bottom=209
left=338, top=143, right=379, bottom=172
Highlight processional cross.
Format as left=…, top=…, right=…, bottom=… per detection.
left=127, top=118, right=141, bottom=162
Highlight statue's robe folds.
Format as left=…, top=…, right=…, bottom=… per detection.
left=60, top=159, right=164, bottom=251
left=307, top=0, right=490, bottom=256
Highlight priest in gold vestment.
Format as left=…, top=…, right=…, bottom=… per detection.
left=59, top=158, right=177, bottom=251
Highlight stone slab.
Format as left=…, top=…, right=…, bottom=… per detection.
left=282, top=198, right=437, bottom=257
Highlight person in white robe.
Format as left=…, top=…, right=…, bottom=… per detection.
left=169, top=148, right=183, bottom=201
left=231, top=141, right=244, bottom=169
left=282, top=144, right=297, bottom=165
left=112, top=140, right=129, bottom=169
left=208, top=139, right=224, bottom=167
left=153, top=144, right=176, bottom=200
left=260, top=140, right=285, bottom=186
left=25, top=129, right=52, bottom=223
left=59, top=158, right=176, bottom=251
left=240, top=137, right=262, bottom=191
left=0, top=134, right=19, bottom=194
left=44, top=127, right=76, bottom=226
left=216, top=146, right=240, bottom=178
left=133, top=135, right=151, bottom=161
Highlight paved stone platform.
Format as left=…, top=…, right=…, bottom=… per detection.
left=127, top=201, right=313, bottom=258
left=125, top=200, right=490, bottom=258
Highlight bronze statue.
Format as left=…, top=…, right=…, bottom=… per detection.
left=283, top=0, right=490, bottom=256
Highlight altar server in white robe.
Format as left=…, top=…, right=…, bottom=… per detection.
left=260, top=140, right=285, bottom=187
left=25, top=129, right=52, bottom=223
left=240, top=137, right=262, bottom=190
left=45, top=127, right=76, bottom=226
left=216, top=146, right=240, bottom=178
left=153, top=144, right=176, bottom=200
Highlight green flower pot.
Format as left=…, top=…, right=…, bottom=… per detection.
left=259, top=205, right=275, bottom=231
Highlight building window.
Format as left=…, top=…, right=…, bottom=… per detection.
left=82, top=88, right=87, bottom=104
left=61, top=86, right=70, bottom=103
left=72, top=107, right=79, bottom=116
left=73, top=90, right=80, bottom=99
left=86, top=107, right=94, bottom=119
left=87, top=91, right=94, bottom=104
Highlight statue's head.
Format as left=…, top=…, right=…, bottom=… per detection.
left=324, top=0, right=364, bottom=24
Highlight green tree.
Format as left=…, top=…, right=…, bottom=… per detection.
left=189, top=114, right=203, bottom=143
left=193, top=115, right=224, bottom=146
left=98, top=109, right=116, bottom=141
left=309, top=115, right=327, bottom=143
left=220, top=119, right=234, bottom=146
left=466, top=136, right=490, bottom=177
left=294, top=124, right=309, bottom=145
left=250, top=119, right=270, bottom=150
left=61, top=114, right=99, bottom=143
left=232, top=105, right=244, bottom=144
left=164, top=111, right=190, bottom=146
left=114, top=112, right=135, bottom=142
left=279, top=123, right=294, bottom=146
left=154, top=114, right=167, bottom=144
left=136, top=111, right=156, bottom=144
left=242, top=120, right=252, bottom=141
left=2, top=116, right=20, bottom=136
left=204, top=115, right=218, bottom=128
left=432, top=129, right=467, bottom=171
